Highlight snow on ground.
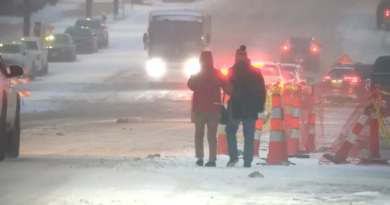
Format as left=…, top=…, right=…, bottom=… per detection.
left=1, top=120, right=390, bottom=205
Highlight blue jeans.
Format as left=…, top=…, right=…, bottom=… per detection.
left=225, top=118, right=256, bottom=163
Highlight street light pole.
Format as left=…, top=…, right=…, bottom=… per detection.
left=113, top=0, right=119, bottom=16
left=86, top=0, right=93, bottom=18
left=23, top=0, right=31, bottom=37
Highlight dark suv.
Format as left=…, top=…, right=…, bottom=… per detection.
left=280, top=36, right=321, bottom=71
left=75, top=18, right=109, bottom=48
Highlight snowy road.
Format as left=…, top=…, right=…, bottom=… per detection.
left=1, top=0, right=390, bottom=204
left=2, top=120, right=390, bottom=204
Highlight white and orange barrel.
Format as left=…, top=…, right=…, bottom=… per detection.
left=217, top=91, right=229, bottom=155
left=334, top=106, right=371, bottom=162
left=305, top=92, right=316, bottom=152
left=254, top=112, right=264, bottom=157
left=267, top=93, right=285, bottom=164
left=288, top=91, right=300, bottom=155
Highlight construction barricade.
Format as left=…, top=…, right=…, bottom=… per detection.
left=318, top=84, right=390, bottom=165
left=217, top=82, right=312, bottom=165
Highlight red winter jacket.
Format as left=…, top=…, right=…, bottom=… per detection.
left=188, top=66, right=232, bottom=113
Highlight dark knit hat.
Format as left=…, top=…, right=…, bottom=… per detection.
left=199, top=51, right=214, bottom=66
left=235, top=45, right=248, bottom=61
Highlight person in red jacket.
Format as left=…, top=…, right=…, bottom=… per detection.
left=187, top=51, right=231, bottom=167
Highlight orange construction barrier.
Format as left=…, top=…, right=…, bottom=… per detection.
left=18, top=91, right=30, bottom=97
left=254, top=112, right=264, bottom=157
left=305, top=88, right=316, bottom=152
left=217, top=92, right=229, bottom=155
left=283, top=91, right=292, bottom=150
left=265, top=94, right=285, bottom=164
left=288, top=90, right=301, bottom=155
left=369, top=85, right=380, bottom=159
left=323, top=106, right=371, bottom=164
left=359, top=85, right=388, bottom=165
left=11, top=78, right=30, bottom=85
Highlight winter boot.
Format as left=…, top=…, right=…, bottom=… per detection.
left=226, top=158, right=239, bottom=167
left=196, top=159, right=204, bottom=166
left=205, top=161, right=216, bottom=167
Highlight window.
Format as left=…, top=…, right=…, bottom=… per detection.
left=262, top=65, right=279, bottom=76
left=328, top=68, right=356, bottom=77
left=53, top=35, right=71, bottom=44
left=24, top=41, right=39, bottom=50
left=0, top=44, right=20, bottom=53
left=66, top=28, right=92, bottom=37
left=281, top=70, right=295, bottom=80
left=75, top=19, right=101, bottom=29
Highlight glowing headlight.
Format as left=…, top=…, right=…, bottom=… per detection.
left=185, top=58, right=200, bottom=76
left=146, top=58, right=165, bottom=77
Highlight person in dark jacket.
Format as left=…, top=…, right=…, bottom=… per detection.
left=225, top=45, right=266, bottom=168
left=187, top=51, right=232, bottom=167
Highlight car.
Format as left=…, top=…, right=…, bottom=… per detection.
left=18, top=37, right=49, bottom=76
left=0, top=55, right=25, bottom=161
left=280, top=36, right=321, bottom=71
left=322, top=64, right=362, bottom=103
left=45, top=33, right=76, bottom=62
left=0, top=41, right=38, bottom=80
left=74, top=18, right=109, bottom=48
left=220, top=61, right=286, bottom=86
left=279, top=63, right=312, bottom=84
left=65, top=26, right=98, bottom=54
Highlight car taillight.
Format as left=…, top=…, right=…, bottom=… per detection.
left=323, top=76, right=331, bottom=82
left=221, top=70, right=228, bottom=76
left=281, top=44, right=289, bottom=52
left=385, top=9, right=390, bottom=18
left=343, top=75, right=359, bottom=84
left=311, top=45, right=318, bottom=54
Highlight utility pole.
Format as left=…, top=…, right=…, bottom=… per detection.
left=113, top=0, right=119, bottom=16
left=23, top=0, right=31, bottom=37
left=86, top=0, right=93, bottom=18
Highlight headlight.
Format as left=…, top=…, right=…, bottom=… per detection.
left=146, top=58, right=165, bottom=77
left=185, top=58, right=200, bottom=76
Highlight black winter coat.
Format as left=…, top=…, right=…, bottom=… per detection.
left=228, top=61, right=266, bottom=120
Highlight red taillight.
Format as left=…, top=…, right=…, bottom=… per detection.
left=344, top=75, right=359, bottom=84
left=221, top=70, right=228, bottom=76
left=281, top=44, right=289, bottom=52
left=323, top=76, right=331, bottom=82
left=311, top=46, right=318, bottom=54
left=385, top=9, right=390, bottom=18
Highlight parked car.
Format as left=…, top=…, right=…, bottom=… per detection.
left=45, top=33, right=76, bottom=62
left=0, top=55, right=25, bottom=161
